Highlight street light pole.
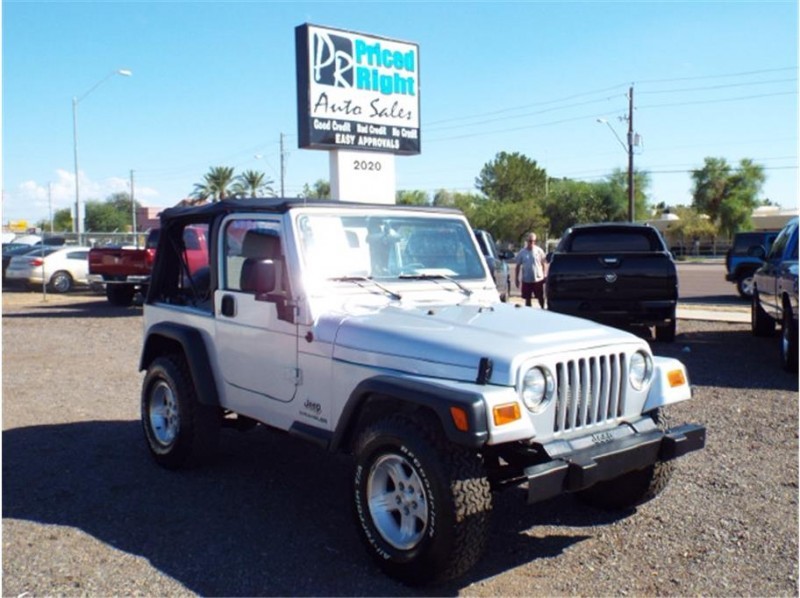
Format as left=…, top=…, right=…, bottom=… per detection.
left=596, top=84, right=636, bottom=222
left=72, top=69, right=132, bottom=243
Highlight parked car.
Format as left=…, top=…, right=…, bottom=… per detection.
left=473, top=229, right=512, bottom=301
left=725, top=230, right=780, bottom=298
left=751, top=218, right=799, bottom=372
left=5, top=246, right=91, bottom=293
left=2, top=244, right=41, bottom=282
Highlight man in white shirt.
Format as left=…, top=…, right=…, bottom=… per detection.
left=514, top=232, right=548, bottom=308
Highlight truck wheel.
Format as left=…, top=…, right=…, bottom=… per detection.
left=655, top=318, right=676, bottom=343
left=353, top=414, right=492, bottom=585
left=736, top=272, right=755, bottom=298
left=751, top=292, right=775, bottom=337
left=106, top=285, right=135, bottom=306
left=576, top=409, right=674, bottom=510
left=780, top=307, right=798, bottom=373
left=48, top=270, right=73, bottom=293
left=141, top=355, right=220, bottom=469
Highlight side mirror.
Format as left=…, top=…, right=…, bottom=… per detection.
left=498, top=250, right=515, bottom=260
left=241, top=259, right=276, bottom=295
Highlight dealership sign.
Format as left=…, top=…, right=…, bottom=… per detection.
left=295, top=24, right=420, bottom=155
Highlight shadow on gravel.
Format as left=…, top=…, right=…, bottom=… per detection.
left=659, top=324, right=798, bottom=391
left=2, top=300, right=140, bottom=319
left=3, top=421, right=624, bottom=596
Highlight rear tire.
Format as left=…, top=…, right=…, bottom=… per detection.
left=141, top=355, right=220, bottom=469
left=736, top=272, right=755, bottom=298
left=751, top=292, right=775, bottom=337
left=48, top=270, right=73, bottom=293
left=353, top=414, right=492, bottom=585
left=655, top=318, right=676, bottom=343
left=106, top=284, right=135, bottom=306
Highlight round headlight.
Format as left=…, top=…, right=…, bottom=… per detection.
left=629, top=350, right=654, bottom=390
left=521, top=367, right=555, bottom=413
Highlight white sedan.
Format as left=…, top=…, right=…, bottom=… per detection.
left=5, top=246, right=91, bottom=293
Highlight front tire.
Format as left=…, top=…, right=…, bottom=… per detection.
left=576, top=409, right=674, bottom=510
left=780, top=306, right=798, bottom=373
left=353, top=414, right=492, bottom=585
left=751, top=292, right=775, bottom=337
left=655, top=318, right=676, bottom=343
left=141, top=355, right=220, bottom=469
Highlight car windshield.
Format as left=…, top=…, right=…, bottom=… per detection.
left=295, top=212, right=485, bottom=284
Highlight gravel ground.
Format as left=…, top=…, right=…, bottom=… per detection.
left=2, top=290, right=798, bottom=597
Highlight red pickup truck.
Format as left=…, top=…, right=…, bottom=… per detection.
left=89, top=226, right=208, bottom=306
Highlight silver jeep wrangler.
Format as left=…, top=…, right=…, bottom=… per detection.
left=140, top=199, right=705, bottom=585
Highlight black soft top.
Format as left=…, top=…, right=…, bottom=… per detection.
left=159, top=198, right=462, bottom=226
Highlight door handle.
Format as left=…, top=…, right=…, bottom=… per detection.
left=221, top=294, right=236, bottom=317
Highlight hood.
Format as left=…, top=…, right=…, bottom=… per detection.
left=321, top=300, right=644, bottom=386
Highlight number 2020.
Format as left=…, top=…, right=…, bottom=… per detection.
left=353, top=160, right=382, bottom=172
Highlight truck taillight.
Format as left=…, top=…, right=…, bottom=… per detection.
left=146, top=249, right=156, bottom=266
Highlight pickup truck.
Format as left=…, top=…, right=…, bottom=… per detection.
left=138, top=199, right=704, bottom=584
left=751, top=217, right=798, bottom=372
left=546, top=223, right=678, bottom=342
left=89, top=227, right=208, bottom=306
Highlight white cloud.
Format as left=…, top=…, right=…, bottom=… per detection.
left=3, top=170, right=162, bottom=225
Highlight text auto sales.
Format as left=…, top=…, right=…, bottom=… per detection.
left=312, top=37, right=419, bottom=151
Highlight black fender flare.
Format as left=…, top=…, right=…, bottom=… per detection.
left=140, top=322, right=220, bottom=406
left=331, top=375, right=489, bottom=452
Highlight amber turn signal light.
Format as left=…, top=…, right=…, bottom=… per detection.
left=493, top=403, right=521, bottom=426
left=667, top=369, right=686, bottom=387
left=449, top=406, right=469, bottom=432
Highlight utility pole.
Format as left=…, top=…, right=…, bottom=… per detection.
left=130, top=170, right=138, bottom=248
left=627, top=85, right=635, bottom=223
left=279, top=133, right=286, bottom=197
left=48, top=183, right=54, bottom=234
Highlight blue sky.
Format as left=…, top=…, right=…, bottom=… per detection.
left=3, top=1, right=798, bottom=227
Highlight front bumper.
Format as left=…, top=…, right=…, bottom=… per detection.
left=524, top=423, right=705, bottom=504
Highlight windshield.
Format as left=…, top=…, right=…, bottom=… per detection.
left=295, top=212, right=486, bottom=284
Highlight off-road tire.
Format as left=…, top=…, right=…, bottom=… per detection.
left=353, top=413, right=492, bottom=586
left=780, top=306, right=798, bottom=373
left=751, top=292, right=775, bottom=337
left=141, top=354, right=220, bottom=469
left=106, top=284, right=135, bottom=307
left=576, top=409, right=675, bottom=510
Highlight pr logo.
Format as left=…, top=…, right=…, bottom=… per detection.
left=312, top=31, right=353, bottom=88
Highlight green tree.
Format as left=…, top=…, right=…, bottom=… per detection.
left=233, top=170, right=275, bottom=198
left=605, top=168, right=651, bottom=222
left=301, top=179, right=331, bottom=199
left=84, top=200, right=130, bottom=232
left=475, top=151, right=547, bottom=203
left=396, top=190, right=429, bottom=205
left=192, top=166, right=236, bottom=201
left=691, top=157, right=765, bottom=237
left=36, top=208, right=73, bottom=233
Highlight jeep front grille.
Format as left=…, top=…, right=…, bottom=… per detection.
left=554, top=353, right=627, bottom=433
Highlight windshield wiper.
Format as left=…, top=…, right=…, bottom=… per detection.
left=329, top=276, right=402, bottom=301
left=398, top=273, right=473, bottom=297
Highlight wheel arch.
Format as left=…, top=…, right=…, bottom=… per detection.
left=140, top=322, right=220, bottom=406
left=331, top=376, right=489, bottom=454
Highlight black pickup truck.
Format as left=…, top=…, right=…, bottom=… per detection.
left=546, top=223, right=678, bottom=342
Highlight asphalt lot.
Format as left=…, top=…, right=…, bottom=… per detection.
left=2, top=267, right=797, bottom=596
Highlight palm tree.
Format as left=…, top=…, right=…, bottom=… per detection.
left=232, top=170, right=275, bottom=198
left=192, top=166, right=236, bottom=201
